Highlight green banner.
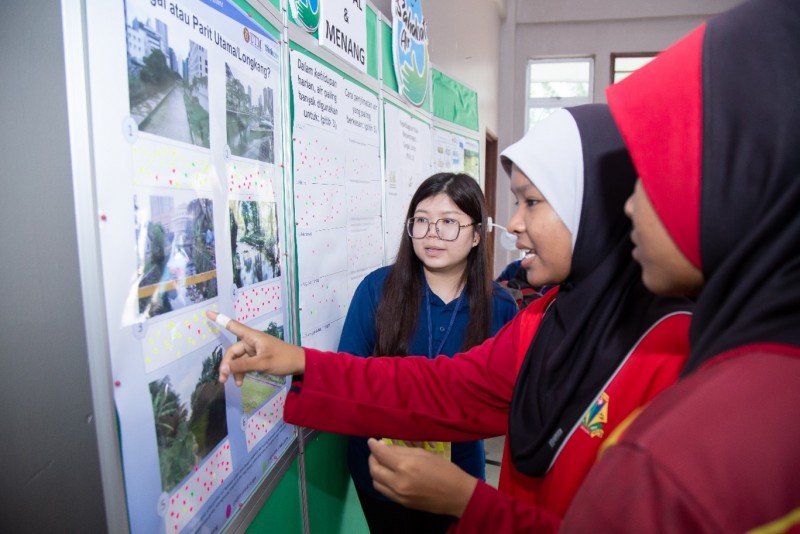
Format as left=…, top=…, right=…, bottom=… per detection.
left=432, top=69, right=479, bottom=131
left=367, top=6, right=378, bottom=79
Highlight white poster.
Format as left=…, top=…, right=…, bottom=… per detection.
left=433, top=127, right=480, bottom=179
left=86, top=1, right=294, bottom=532
left=319, top=0, right=367, bottom=73
left=290, top=48, right=382, bottom=349
left=383, top=101, right=433, bottom=260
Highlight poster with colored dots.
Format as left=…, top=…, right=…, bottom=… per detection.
left=132, top=138, right=215, bottom=190
left=87, top=1, right=294, bottom=532
left=232, top=279, right=283, bottom=323
left=347, top=218, right=385, bottom=291
left=139, top=305, right=222, bottom=374
left=294, top=182, right=348, bottom=229
left=383, top=101, right=434, bottom=261
left=297, top=226, right=348, bottom=280
left=226, top=160, right=279, bottom=200
left=298, top=270, right=350, bottom=334
left=293, top=123, right=347, bottom=186
left=346, top=179, right=382, bottom=220
left=83, top=0, right=481, bottom=529
left=290, top=47, right=382, bottom=350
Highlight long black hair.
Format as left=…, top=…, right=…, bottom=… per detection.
left=374, top=173, right=493, bottom=356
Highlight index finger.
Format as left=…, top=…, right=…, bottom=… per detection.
left=205, top=310, right=252, bottom=339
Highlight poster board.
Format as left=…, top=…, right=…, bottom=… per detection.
left=84, top=1, right=295, bottom=532
left=71, top=0, right=481, bottom=531
left=288, top=41, right=383, bottom=350
left=431, top=67, right=481, bottom=180
left=382, top=97, right=434, bottom=261
left=430, top=66, right=482, bottom=183
left=432, top=125, right=481, bottom=178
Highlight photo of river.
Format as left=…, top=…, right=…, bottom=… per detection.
left=229, top=200, right=281, bottom=288
left=226, top=62, right=275, bottom=163
left=126, top=6, right=210, bottom=148
left=135, top=194, right=217, bottom=318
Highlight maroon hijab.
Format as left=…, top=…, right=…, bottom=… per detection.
left=608, top=0, right=800, bottom=375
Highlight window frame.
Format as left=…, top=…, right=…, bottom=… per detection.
left=610, top=52, right=658, bottom=84
left=525, top=57, right=595, bottom=131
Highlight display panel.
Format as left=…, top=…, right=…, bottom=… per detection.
left=433, top=127, right=480, bottom=179
left=86, top=1, right=295, bottom=532
left=382, top=100, right=434, bottom=260
left=289, top=46, right=383, bottom=349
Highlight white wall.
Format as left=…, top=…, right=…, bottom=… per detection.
left=423, top=0, right=505, bottom=144
left=517, top=0, right=745, bottom=23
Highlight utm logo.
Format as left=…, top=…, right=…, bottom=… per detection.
left=243, top=27, right=263, bottom=52
left=581, top=392, right=609, bottom=438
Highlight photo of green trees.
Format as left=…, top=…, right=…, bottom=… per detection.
left=241, top=322, right=286, bottom=414
left=149, top=345, right=228, bottom=492
left=229, top=200, right=281, bottom=288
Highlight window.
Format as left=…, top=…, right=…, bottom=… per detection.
left=611, top=53, right=657, bottom=84
left=526, top=58, right=593, bottom=131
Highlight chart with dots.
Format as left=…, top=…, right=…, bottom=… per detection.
left=290, top=49, right=382, bottom=350
left=82, top=0, right=477, bottom=530
left=89, top=1, right=295, bottom=533
left=226, top=160, right=279, bottom=201
left=297, top=270, right=350, bottom=334
left=132, top=138, right=215, bottom=191
left=163, top=441, right=232, bottom=533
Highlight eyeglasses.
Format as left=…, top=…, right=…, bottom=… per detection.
left=406, top=217, right=476, bottom=241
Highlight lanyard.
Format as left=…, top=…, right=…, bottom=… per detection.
left=425, top=284, right=465, bottom=359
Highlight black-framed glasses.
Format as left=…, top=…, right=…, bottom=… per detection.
left=406, top=217, right=476, bottom=241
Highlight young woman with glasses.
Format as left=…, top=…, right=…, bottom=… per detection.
left=337, top=173, right=518, bottom=533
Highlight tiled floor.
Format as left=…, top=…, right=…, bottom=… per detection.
left=484, top=435, right=505, bottom=488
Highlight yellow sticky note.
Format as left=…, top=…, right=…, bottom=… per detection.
left=381, top=439, right=452, bottom=461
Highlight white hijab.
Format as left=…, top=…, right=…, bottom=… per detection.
left=500, top=109, right=584, bottom=251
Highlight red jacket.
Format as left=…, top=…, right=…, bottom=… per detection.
left=284, top=289, right=691, bottom=532
left=561, top=344, right=800, bottom=534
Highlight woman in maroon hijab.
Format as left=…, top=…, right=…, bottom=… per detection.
left=562, top=0, right=800, bottom=531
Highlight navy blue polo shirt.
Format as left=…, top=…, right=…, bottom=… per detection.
left=339, top=265, right=518, bottom=500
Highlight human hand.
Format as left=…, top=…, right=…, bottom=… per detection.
left=367, top=438, right=477, bottom=518
left=206, top=311, right=305, bottom=386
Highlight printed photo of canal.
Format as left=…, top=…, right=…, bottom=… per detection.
left=226, top=62, right=276, bottom=163
left=229, top=200, right=281, bottom=288
left=125, top=5, right=210, bottom=148
left=135, top=194, right=218, bottom=319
